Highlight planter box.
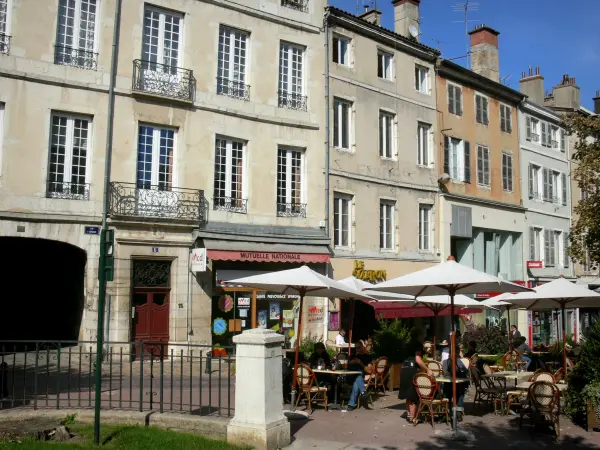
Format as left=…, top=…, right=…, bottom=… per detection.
left=387, top=363, right=402, bottom=391
left=587, top=399, right=599, bottom=432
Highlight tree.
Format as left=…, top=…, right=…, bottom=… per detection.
left=565, top=114, right=600, bottom=269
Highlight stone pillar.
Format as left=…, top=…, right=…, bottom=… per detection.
left=227, top=329, right=290, bottom=450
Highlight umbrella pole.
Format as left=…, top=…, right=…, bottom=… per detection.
left=347, top=299, right=355, bottom=356
left=507, top=307, right=512, bottom=352
left=562, top=304, right=568, bottom=379
left=433, top=313, right=437, bottom=360
left=291, top=292, right=305, bottom=412
left=450, top=290, right=457, bottom=430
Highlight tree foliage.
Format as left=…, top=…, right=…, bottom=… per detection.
left=462, top=320, right=507, bottom=355
left=564, top=114, right=600, bottom=269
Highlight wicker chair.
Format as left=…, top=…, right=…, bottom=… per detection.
left=413, top=373, right=449, bottom=429
left=470, top=365, right=506, bottom=405
left=532, top=372, right=555, bottom=383
left=519, top=381, right=561, bottom=438
left=552, top=368, right=564, bottom=383
left=501, top=350, right=522, bottom=371
left=427, top=360, right=443, bottom=377
left=366, top=356, right=389, bottom=394
left=295, top=363, right=328, bottom=413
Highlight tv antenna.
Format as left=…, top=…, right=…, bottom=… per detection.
left=501, top=74, right=512, bottom=87
left=356, top=0, right=376, bottom=15
left=452, top=1, right=480, bottom=69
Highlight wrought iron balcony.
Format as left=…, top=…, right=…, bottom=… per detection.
left=278, top=91, right=307, bottom=112
left=529, top=190, right=543, bottom=201
left=551, top=140, right=559, bottom=149
left=132, top=59, right=195, bottom=102
left=213, top=196, right=247, bottom=214
left=277, top=202, right=307, bottom=218
left=216, top=77, right=250, bottom=101
left=54, top=45, right=98, bottom=70
left=46, top=181, right=90, bottom=200
left=0, top=33, right=11, bottom=55
left=527, top=132, right=540, bottom=143
left=108, top=182, right=207, bottom=223
left=282, top=0, right=308, bottom=12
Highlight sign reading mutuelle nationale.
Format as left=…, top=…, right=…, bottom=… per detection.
left=239, top=252, right=301, bottom=261
left=206, top=249, right=330, bottom=263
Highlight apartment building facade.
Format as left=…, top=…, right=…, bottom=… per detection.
left=0, top=0, right=330, bottom=348
left=324, top=1, right=441, bottom=340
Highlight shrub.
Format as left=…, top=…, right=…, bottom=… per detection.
left=462, top=320, right=507, bottom=355
left=372, top=318, right=410, bottom=363
left=298, top=334, right=335, bottom=359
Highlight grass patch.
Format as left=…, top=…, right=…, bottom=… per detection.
left=0, top=424, right=248, bottom=450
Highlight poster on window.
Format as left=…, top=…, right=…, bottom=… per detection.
left=282, top=310, right=294, bottom=328
left=257, top=310, right=268, bottom=329
left=239, top=309, right=248, bottom=318
left=270, top=302, right=281, bottom=320
left=329, top=311, right=339, bottom=330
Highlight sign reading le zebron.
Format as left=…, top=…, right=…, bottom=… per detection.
left=352, top=260, right=386, bottom=283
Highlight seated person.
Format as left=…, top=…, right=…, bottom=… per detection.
left=336, top=329, right=346, bottom=346
left=308, top=342, right=332, bottom=369
left=442, top=349, right=470, bottom=422
left=464, top=340, right=477, bottom=358
left=343, top=341, right=373, bottom=412
left=515, top=337, right=532, bottom=370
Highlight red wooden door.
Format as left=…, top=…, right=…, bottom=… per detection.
left=132, top=290, right=169, bottom=359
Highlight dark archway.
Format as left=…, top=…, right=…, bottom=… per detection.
left=0, top=237, right=86, bottom=342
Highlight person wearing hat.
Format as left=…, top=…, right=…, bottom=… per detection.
left=440, top=339, right=450, bottom=363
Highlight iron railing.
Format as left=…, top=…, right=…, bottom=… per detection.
left=0, top=33, right=10, bottom=55
left=46, top=181, right=91, bottom=200
left=527, top=132, right=540, bottom=143
left=529, top=190, right=543, bottom=201
left=216, top=77, right=250, bottom=101
left=108, top=182, right=207, bottom=222
left=0, top=340, right=235, bottom=417
left=276, top=202, right=306, bottom=218
left=551, top=140, right=559, bottom=149
left=281, top=0, right=308, bottom=12
left=278, top=91, right=307, bottom=112
left=54, top=45, right=98, bottom=71
left=213, top=196, right=247, bottom=214
left=132, top=60, right=195, bottom=102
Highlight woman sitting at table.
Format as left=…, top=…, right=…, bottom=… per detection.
left=442, top=343, right=470, bottom=423
left=399, top=327, right=432, bottom=424
left=309, top=342, right=334, bottom=394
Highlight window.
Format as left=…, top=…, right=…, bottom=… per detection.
left=213, top=137, right=246, bottom=213
left=475, top=94, right=489, bottom=125
left=55, top=0, right=98, bottom=69
left=47, top=113, right=91, bottom=199
left=0, top=0, right=11, bottom=54
left=379, top=111, right=394, bottom=159
left=560, top=129, right=566, bottom=153
left=377, top=50, right=392, bottom=80
left=142, top=6, right=182, bottom=71
left=277, top=147, right=304, bottom=217
left=278, top=42, right=306, bottom=110
left=564, top=232, right=570, bottom=268
left=136, top=124, right=175, bottom=191
left=417, top=122, right=432, bottom=166
left=526, top=116, right=540, bottom=142
left=332, top=35, right=350, bottom=66
left=542, top=168, right=561, bottom=203
left=380, top=201, right=394, bottom=250
left=528, top=164, right=542, bottom=200
left=414, top=65, right=429, bottom=94
left=444, top=137, right=470, bottom=183
left=333, top=98, right=352, bottom=150
left=561, top=173, right=568, bottom=206
left=550, top=126, right=559, bottom=149
left=500, top=104, right=512, bottom=133
left=418, top=204, right=432, bottom=251
left=476, top=145, right=490, bottom=187
left=447, top=84, right=462, bottom=116
left=217, top=26, right=249, bottom=100
left=541, top=122, right=551, bottom=147
left=502, top=152, right=513, bottom=191
left=529, top=227, right=542, bottom=260
left=544, top=229, right=556, bottom=267
left=333, top=194, right=351, bottom=248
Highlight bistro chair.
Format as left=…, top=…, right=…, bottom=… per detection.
left=426, top=360, right=443, bottom=377
left=413, top=373, right=449, bottom=429
left=532, top=371, right=555, bottom=383
left=520, top=381, right=561, bottom=439
left=294, top=363, right=328, bottom=413
left=470, top=365, right=505, bottom=406
left=366, top=356, right=389, bottom=394
left=552, top=368, right=564, bottom=383
left=501, top=350, right=522, bottom=371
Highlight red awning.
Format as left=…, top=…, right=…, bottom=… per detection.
left=207, top=250, right=330, bottom=263
left=371, top=302, right=483, bottom=319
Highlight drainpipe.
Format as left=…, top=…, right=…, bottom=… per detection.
left=324, top=9, right=331, bottom=238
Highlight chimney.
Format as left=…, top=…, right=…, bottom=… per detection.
left=594, top=90, right=600, bottom=114
left=358, top=7, right=382, bottom=26
left=393, top=0, right=420, bottom=41
left=519, top=66, right=545, bottom=105
left=550, top=74, right=581, bottom=110
left=468, top=24, right=500, bottom=82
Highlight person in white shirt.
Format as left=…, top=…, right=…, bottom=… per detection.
left=336, top=329, right=346, bottom=346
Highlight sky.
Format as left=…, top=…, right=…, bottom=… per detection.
left=328, top=0, right=600, bottom=110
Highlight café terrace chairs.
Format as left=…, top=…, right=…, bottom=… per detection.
left=426, top=360, right=443, bottom=377
left=295, top=363, right=328, bottom=413
left=520, top=381, right=561, bottom=439
left=470, top=365, right=506, bottom=406
left=413, top=373, right=449, bottom=430
left=365, top=356, right=389, bottom=394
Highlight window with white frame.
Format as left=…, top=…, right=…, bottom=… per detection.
left=445, top=137, right=470, bottom=183
left=0, top=0, right=12, bottom=54
left=276, top=147, right=304, bottom=216
left=333, top=193, right=352, bottom=248
left=55, top=0, right=98, bottom=69
left=551, top=170, right=560, bottom=203
left=543, top=229, right=558, bottom=267
left=447, top=83, right=463, bottom=116
left=414, top=65, right=429, bottom=94
left=529, top=227, right=542, bottom=260
left=379, top=111, right=395, bottom=159
left=217, top=25, right=249, bottom=99
left=529, top=163, right=542, bottom=200
left=278, top=41, right=306, bottom=110
left=417, top=122, right=432, bottom=166
left=136, top=124, right=175, bottom=191
left=380, top=201, right=394, bottom=250
left=142, top=6, right=182, bottom=72
left=47, top=113, right=91, bottom=199
left=502, top=152, right=513, bottom=191
left=213, top=137, right=246, bottom=213
left=476, top=145, right=490, bottom=187
left=475, top=94, right=489, bottom=125
left=332, top=35, right=350, bottom=66
left=418, top=204, right=432, bottom=251
left=541, top=121, right=551, bottom=147
left=377, top=50, right=392, bottom=80
left=500, top=104, right=512, bottom=133
left=550, top=125, right=559, bottom=149
left=333, top=98, right=352, bottom=150
left=526, top=116, right=540, bottom=142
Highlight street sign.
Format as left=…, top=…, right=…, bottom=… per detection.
left=85, top=226, right=100, bottom=235
left=527, top=260, right=544, bottom=269
left=190, top=248, right=207, bottom=272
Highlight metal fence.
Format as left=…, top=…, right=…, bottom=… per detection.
left=0, top=341, right=235, bottom=417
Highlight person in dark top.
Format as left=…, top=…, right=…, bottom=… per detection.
left=516, top=336, right=532, bottom=369
left=464, top=340, right=477, bottom=358
left=510, top=325, right=522, bottom=345
left=308, top=342, right=331, bottom=369
left=343, top=341, right=373, bottom=411
left=442, top=346, right=470, bottom=422
left=399, top=327, right=432, bottom=424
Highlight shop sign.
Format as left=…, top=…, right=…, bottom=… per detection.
left=238, top=297, right=250, bottom=307
left=190, top=248, right=207, bottom=272
left=352, top=260, right=386, bottom=283
left=208, top=250, right=330, bottom=263
left=308, top=306, right=324, bottom=322
left=475, top=280, right=526, bottom=299
left=527, top=260, right=544, bottom=269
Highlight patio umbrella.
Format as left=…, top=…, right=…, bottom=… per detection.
left=368, top=256, right=531, bottom=429
left=482, top=293, right=525, bottom=350
left=503, top=277, right=600, bottom=377
left=227, top=266, right=374, bottom=411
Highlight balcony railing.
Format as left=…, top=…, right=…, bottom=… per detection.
left=277, top=202, right=306, bottom=218
left=132, top=59, right=195, bottom=102
left=213, top=196, right=247, bottom=214
left=278, top=91, right=307, bottom=112
left=54, top=45, right=98, bottom=71
left=108, top=182, right=207, bottom=222
left=527, top=132, right=540, bottom=143
left=551, top=140, right=559, bottom=149
left=46, top=181, right=90, bottom=200
left=217, top=77, right=250, bottom=101
left=282, top=0, right=308, bottom=12
left=0, top=33, right=11, bottom=55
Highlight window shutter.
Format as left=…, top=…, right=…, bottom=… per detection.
left=483, top=98, right=489, bottom=125
left=564, top=233, right=569, bottom=268
left=528, top=164, right=534, bottom=198
left=561, top=173, right=567, bottom=206
left=507, top=108, right=512, bottom=133
left=464, top=141, right=471, bottom=183
left=484, top=149, right=490, bottom=185
left=332, top=38, right=339, bottom=63
left=444, top=136, right=450, bottom=175
left=560, top=130, right=566, bottom=153
left=508, top=156, right=513, bottom=191
left=529, top=228, right=536, bottom=260
left=456, top=88, right=462, bottom=115
left=541, top=122, right=547, bottom=146
left=526, top=116, right=532, bottom=140
left=542, top=168, right=549, bottom=201
left=475, top=95, right=482, bottom=123
left=544, top=229, right=550, bottom=263
left=448, top=85, right=455, bottom=114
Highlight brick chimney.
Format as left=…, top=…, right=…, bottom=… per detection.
left=358, top=6, right=382, bottom=26
left=594, top=90, right=600, bottom=114
left=519, top=66, right=545, bottom=105
left=550, top=74, right=581, bottom=111
left=393, top=0, right=420, bottom=41
left=468, top=24, right=500, bottom=82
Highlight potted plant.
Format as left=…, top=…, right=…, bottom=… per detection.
left=373, top=318, right=410, bottom=391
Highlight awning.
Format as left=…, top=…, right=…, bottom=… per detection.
left=370, top=302, right=483, bottom=319
left=204, top=239, right=331, bottom=264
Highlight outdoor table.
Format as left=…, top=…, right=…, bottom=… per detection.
left=312, top=369, right=362, bottom=410
left=435, top=377, right=470, bottom=383
left=478, top=354, right=497, bottom=359
left=516, top=381, right=568, bottom=392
